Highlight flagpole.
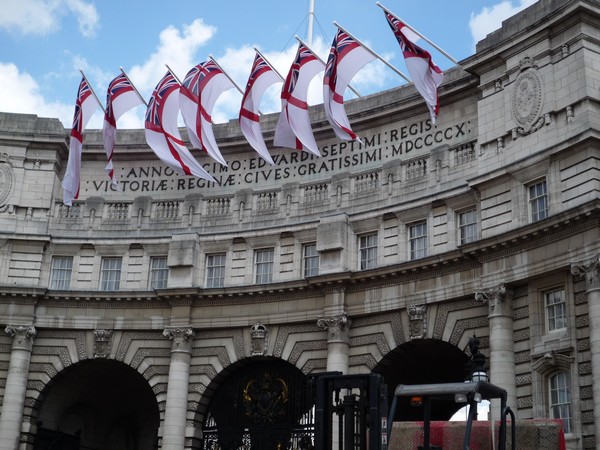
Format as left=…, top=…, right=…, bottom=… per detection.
left=165, top=64, right=184, bottom=85
left=376, top=1, right=459, bottom=65
left=78, top=69, right=106, bottom=114
left=307, top=0, right=315, bottom=46
left=253, top=47, right=285, bottom=81
left=119, top=67, right=148, bottom=107
left=294, top=35, right=363, bottom=98
left=208, top=55, right=244, bottom=96
left=332, top=22, right=411, bottom=83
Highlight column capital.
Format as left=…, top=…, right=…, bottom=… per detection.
left=5, top=325, right=36, bottom=350
left=475, top=283, right=513, bottom=317
left=163, top=327, right=194, bottom=353
left=571, top=255, right=600, bottom=290
left=317, top=313, right=351, bottom=343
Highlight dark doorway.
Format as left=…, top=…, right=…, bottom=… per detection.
left=201, top=358, right=314, bottom=450
left=34, top=359, right=159, bottom=450
left=373, top=339, right=470, bottom=421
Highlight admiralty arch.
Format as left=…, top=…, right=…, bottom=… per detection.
left=0, top=0, right=600, bottom=448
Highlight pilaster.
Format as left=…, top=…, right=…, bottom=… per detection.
left=0, top=325, right=36, bottom=450
left=571, top=255, right=600, bottom=443
left=475, top=284, right=516, bottom=415
left=162, top=327, right=194, bottom=450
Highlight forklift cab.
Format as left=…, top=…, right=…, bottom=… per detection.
left=386, top=380, right=515, bottom=450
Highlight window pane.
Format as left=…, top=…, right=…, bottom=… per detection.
left=149, top=256, right=168, bottom=289
left=255, top=249, right=274, bottom=284
left=100, top=257, right=122, bottom=291
left=206, top=254, right=226, bottom=288
left=409, top=222, right=427, bottom=260
left=529, top=180, right=548, bottom=222
left=545, top=289, right=566, bottom=332
left=459, top=209, right=478, bottom=244
left=550, top=371, right=572, bottom=433
left=359, top=233, right=377, bottom=270
left=303, top=243, right=319, bottom=277
left=50, top=256, right=73, bottom=290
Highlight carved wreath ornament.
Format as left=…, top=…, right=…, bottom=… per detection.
left=0, top=154, right=15, bottom=211
left=511, top=58, right=544, bottom=135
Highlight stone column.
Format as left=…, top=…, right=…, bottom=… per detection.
left=0, top=325, right=36, bottom=450
left=475, top=284, right=516, bottom=414
left=571, top=256, right=600, bottom=442
left=162, top=327, right=194, bottom=450
left=317, top=314, right=351, bottom=374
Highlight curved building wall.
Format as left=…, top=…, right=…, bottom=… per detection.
left=0, top=0, right=599, bottom=448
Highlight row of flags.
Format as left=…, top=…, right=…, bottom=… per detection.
left=62, top=6, right=445, bottom=206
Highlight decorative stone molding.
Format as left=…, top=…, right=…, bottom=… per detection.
left=0, top=155, right=15, bottom=212
left=163, top=327, right=195, bottom=353
left=407, top=304, right=427, bottom=339
left=317, top=313, right=351, bottom=344
left=5, top=325, right=36, bottom=348
left=566, top=105, right=574, bottom=123
left=475, top=283, right=513, bottom=316
left=511, top=57, right=545, bottom=136
left=250, top=322, right=268, bottom=356
left=531, top=350, right=574, bottom=375
left=497, top=136, right=504, bottom=151
left=494, top=78, right=503, bottom=92
left=571, top=255, right=600, bottom=290
left=93, top=329, right=113, bottom=358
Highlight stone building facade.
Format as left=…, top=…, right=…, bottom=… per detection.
left=0, top=0, right=599, bottom=448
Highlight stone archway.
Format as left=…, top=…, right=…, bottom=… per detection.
left=373, top=339, right=470, bottom=421
left=33, top=359, right=159, bottom=450
left=199, top=357, right=314, bottom=450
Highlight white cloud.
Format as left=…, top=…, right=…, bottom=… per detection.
left=469, top=0, right=537, bottom=48
left=0, top=0, right=99, bottom=38
left=127, top=19, right=217, bottom=98
left=0, top=17, right=398, bottom=131
left=0, top=62, right=72, bottom=126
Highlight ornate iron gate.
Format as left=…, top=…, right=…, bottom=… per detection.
left=201, top=360, right=315, bottom=450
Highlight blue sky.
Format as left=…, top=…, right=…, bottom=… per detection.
left=0, top=0, right=536, bottom=129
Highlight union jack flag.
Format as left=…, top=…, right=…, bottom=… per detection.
left=145, top=73, right=179, bottom=127
left=324, top=30, right=359, bottom=92
left=385, top=13, right=429, bottom=61
left=282, top=44, right=317, bottom=101
left=71, top=78, right=92, bottom=141
left=104, top=73, right=135, bottom=127
left=383, top=10, right=443, bottom=123
left=241, top=54, right=272, bottom=105
left=182, top=61, right=222, bottom=99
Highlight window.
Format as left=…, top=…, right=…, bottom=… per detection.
left=459, top=209, right=478, bottom=244
left=50, top=256, right=73, bottom=290
left=100, top=257, right=122, bottom=291
left=359, top=233, right=378, bottom=270
left=549, top=371, right=572, bottom=433
left=409, top=222, right=427, bottom=260
left=529, top=179, right=548, bottom=222
left=303, top=243, right=319, bottom=277
left=206, top=253, right=226, bottom=288
left=545, top=288, right=567, bottom=332
left=149, top=256, right=168, bottom=289
left=255, top=248, right=274, bottom=284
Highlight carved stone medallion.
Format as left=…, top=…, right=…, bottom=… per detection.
left=0, top=156, right=15, bottom=211
left=511, top=59, right=544, bottom=134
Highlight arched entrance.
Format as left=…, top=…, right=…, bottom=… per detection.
left=201, top=357, right=314, bottom=450
left=33, top=359, right=159, bottom=450
left=373, top=339, right=470, bottom=421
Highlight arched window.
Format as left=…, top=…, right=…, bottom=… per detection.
left=549, top=370, right=571, bottom=434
